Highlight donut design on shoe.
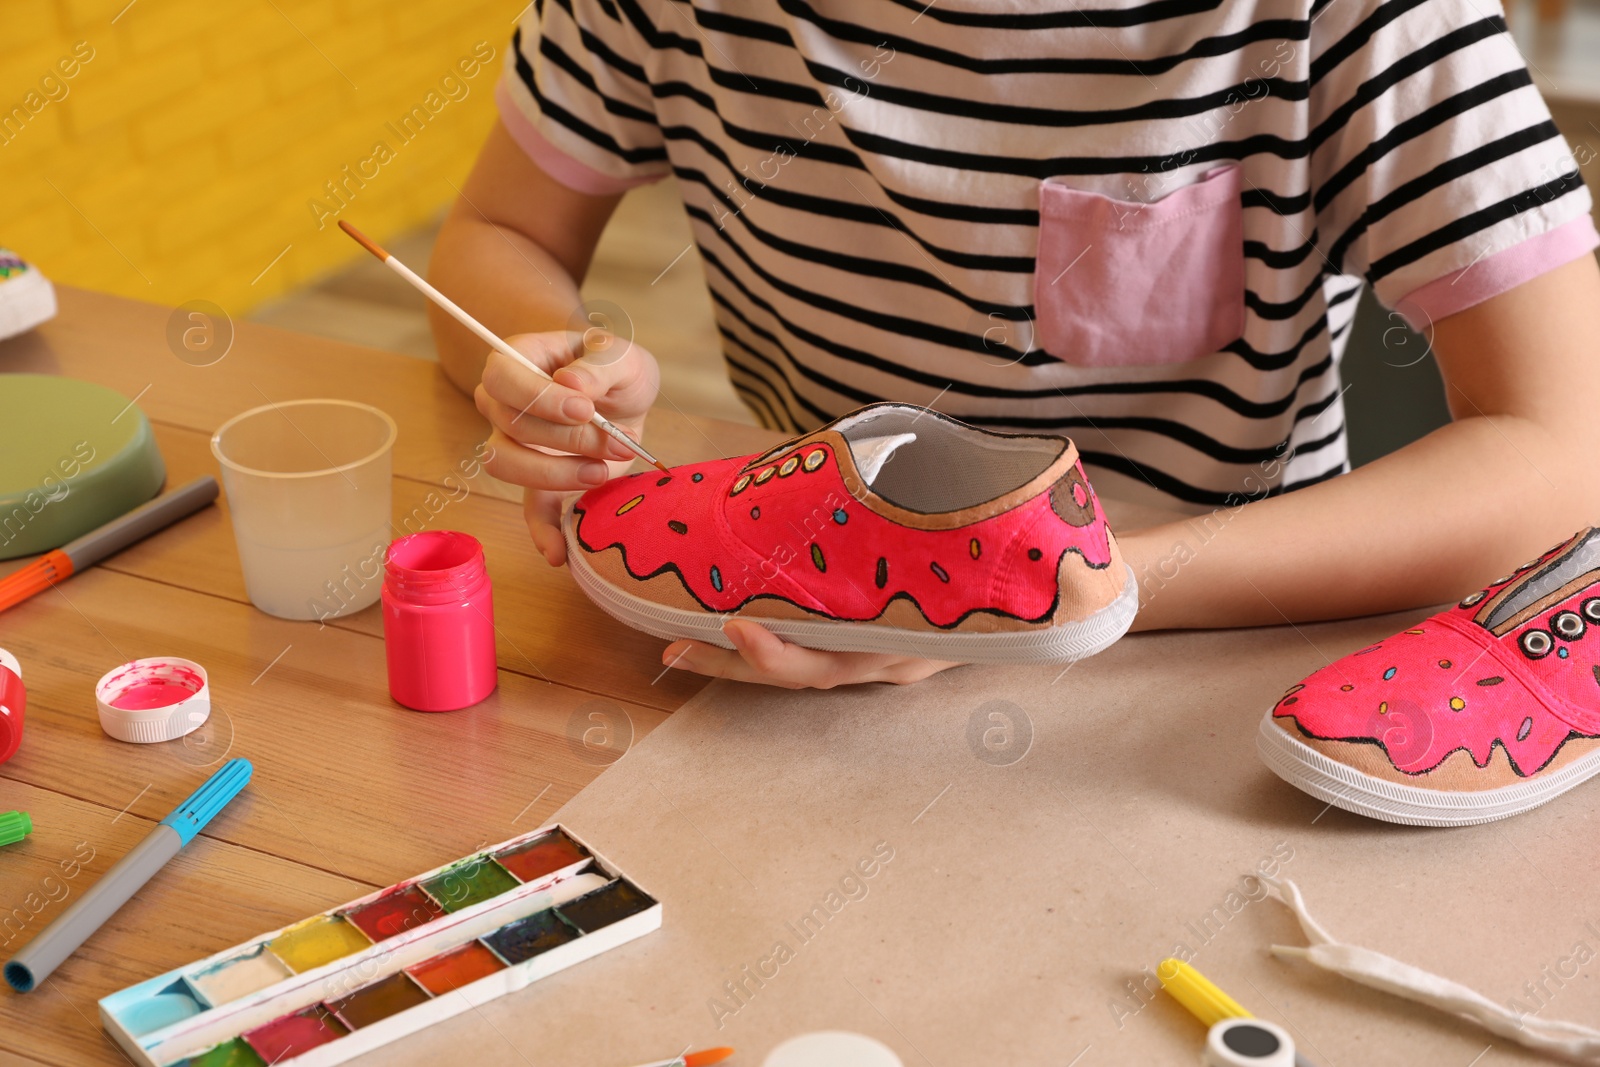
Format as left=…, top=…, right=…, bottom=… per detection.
left=1258, top=528, right=1600, bottom=825
left=562, top=404, right=1137, bottom=664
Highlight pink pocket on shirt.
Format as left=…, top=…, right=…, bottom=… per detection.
left=1034, top=164, right=1245, bottom=367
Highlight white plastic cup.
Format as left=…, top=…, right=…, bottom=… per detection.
left=211, top=399, right=396, bottom=621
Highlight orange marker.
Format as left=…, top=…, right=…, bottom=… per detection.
left=0, top=476, right=218, bottom=613
left=629, top=1048, right=735, bottom=1067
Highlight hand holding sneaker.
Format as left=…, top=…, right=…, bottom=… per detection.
left=666, top=618, right=960, bottom=689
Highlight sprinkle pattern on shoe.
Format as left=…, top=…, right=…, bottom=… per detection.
left=562, top=403, right=1138, bottom=664
left=1259, top=528, right=1600, bottom=825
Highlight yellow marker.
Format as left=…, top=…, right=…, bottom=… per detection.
left=1160, top=960, right=1317, bottom=1067
left=1158, top=958, right=1251, bottom=1027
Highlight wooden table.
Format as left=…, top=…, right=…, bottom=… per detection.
left=0, top=287, right=782, bottom=1066
left=9, top=289, right=1592, bottom=1067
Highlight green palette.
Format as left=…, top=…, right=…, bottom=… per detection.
left=0, top=375, right=165, bottom=559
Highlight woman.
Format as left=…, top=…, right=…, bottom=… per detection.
left=430, top=0, right=1600, bottom=688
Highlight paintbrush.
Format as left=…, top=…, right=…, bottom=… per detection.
left=337, top=220, right=668, bottom=474
left=628, top=1049, right=735, bottom=1067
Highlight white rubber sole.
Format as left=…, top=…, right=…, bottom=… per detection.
left=0, top=268, right=56, bottom=341
left=1256, top=710, right=1600, bottom=826
left=563, top=503, right=1138, bottom=664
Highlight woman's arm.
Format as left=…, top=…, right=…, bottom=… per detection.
left=665, top=253, right=1600, bottom=685
left=1126, top=252, right=1600, bottom=630
left=429, top=121, right=619, bottom=394
left=432, top=122, right=666, bottom=564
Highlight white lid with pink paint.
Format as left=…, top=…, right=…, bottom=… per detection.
left=94, top=657, right=211, bottom=744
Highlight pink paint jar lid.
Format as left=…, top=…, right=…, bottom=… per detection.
left=95, top=657, right=211, bottom=744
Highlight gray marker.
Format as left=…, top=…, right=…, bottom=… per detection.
left=0, top=475, right=219, bottom=613
left=61, top=475, right=219, bottom=570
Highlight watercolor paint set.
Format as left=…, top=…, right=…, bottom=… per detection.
left=98, top=825, right=659, bottom=1067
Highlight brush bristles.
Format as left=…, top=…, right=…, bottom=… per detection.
left=337, top=219, right=388, bottom=261
left=338, top=218, right=672, bottom=476
left=683, top=1049, right=735, bottom=1067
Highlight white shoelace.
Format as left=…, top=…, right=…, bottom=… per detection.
left=1264, top=877, right=1600, bottom=1061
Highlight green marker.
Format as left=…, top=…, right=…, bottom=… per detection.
left=0, top=811, right=30, bottom=847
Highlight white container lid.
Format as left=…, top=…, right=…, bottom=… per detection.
left=95, top=657, right=210, bottom=744
left=763, top=1033, right=903, bottom=1067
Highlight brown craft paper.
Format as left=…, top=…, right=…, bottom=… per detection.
left=353, top=514, right=1600, bottom=1066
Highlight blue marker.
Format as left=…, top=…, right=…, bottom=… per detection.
left=5, top=758, right=251, bottom=992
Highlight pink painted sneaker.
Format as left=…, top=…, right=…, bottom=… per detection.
left=0, top=251, right=55, bottom=340
left=562, top=404, right=1137, bottom=663
left=1258, top=528, right=1600, bottom=825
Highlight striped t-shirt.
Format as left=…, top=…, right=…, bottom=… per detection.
left=496, top=0, right=1598, bottom=511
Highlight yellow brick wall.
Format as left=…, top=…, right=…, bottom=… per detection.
left=0, top=0, right=513, bottom=313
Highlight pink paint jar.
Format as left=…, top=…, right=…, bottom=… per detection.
left=382, top=531, right=497, bottom=712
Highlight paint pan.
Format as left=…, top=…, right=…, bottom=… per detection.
left=99, top=824, right=658, bottom=1067
left=342, top=884, right=444, bottom=943
left=327, top=972, right=432, bottom=1029
left=185, top=947, right=293, bottom=1009
left=418, top=856, right=519, bottom=913
left=494, top=829, right=589, bottom=884
left=117, top=981, right=204, bottom=1036
left=557, top=879, right=656, bottom=933
left=481, top=908, right=581, bottom=965
left=266, top=916, right=372, bottom=973
left=171, top=1037, right=266, bottom=1067
left=242, top=1005, right=349, bottom=1061
left=405, top=941, right=505, bottom=996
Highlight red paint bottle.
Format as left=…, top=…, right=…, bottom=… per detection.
left=382, top=531, right=497, bottom=711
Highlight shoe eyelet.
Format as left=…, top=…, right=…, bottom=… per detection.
left=1584, top=598, right=1600, bottom=624
left=778, top=456, right=800, bottom=477
left=1492, top=574, right=1515, bottom=586
left=730, top=474, right=752, bottom=496
left=1553, top=611, right=1585, bottom=641
left=1521, top=629, right=1553, bottom=659
left=755, top=467, right=777, bottom=485
left=803, top=449, right=827, bottom=472
left=1459, top=591, right=1485, bottom=608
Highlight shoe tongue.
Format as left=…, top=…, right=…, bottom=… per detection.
left=846, top=432, right=917, bottom=485
left=1484, top=527, right=1600, bottom=631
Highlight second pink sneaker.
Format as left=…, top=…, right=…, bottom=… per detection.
left=1259, top=528, right=1600, bottom=825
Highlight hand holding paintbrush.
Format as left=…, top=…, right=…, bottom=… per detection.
left=337, top=220, right=667, bottom=474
